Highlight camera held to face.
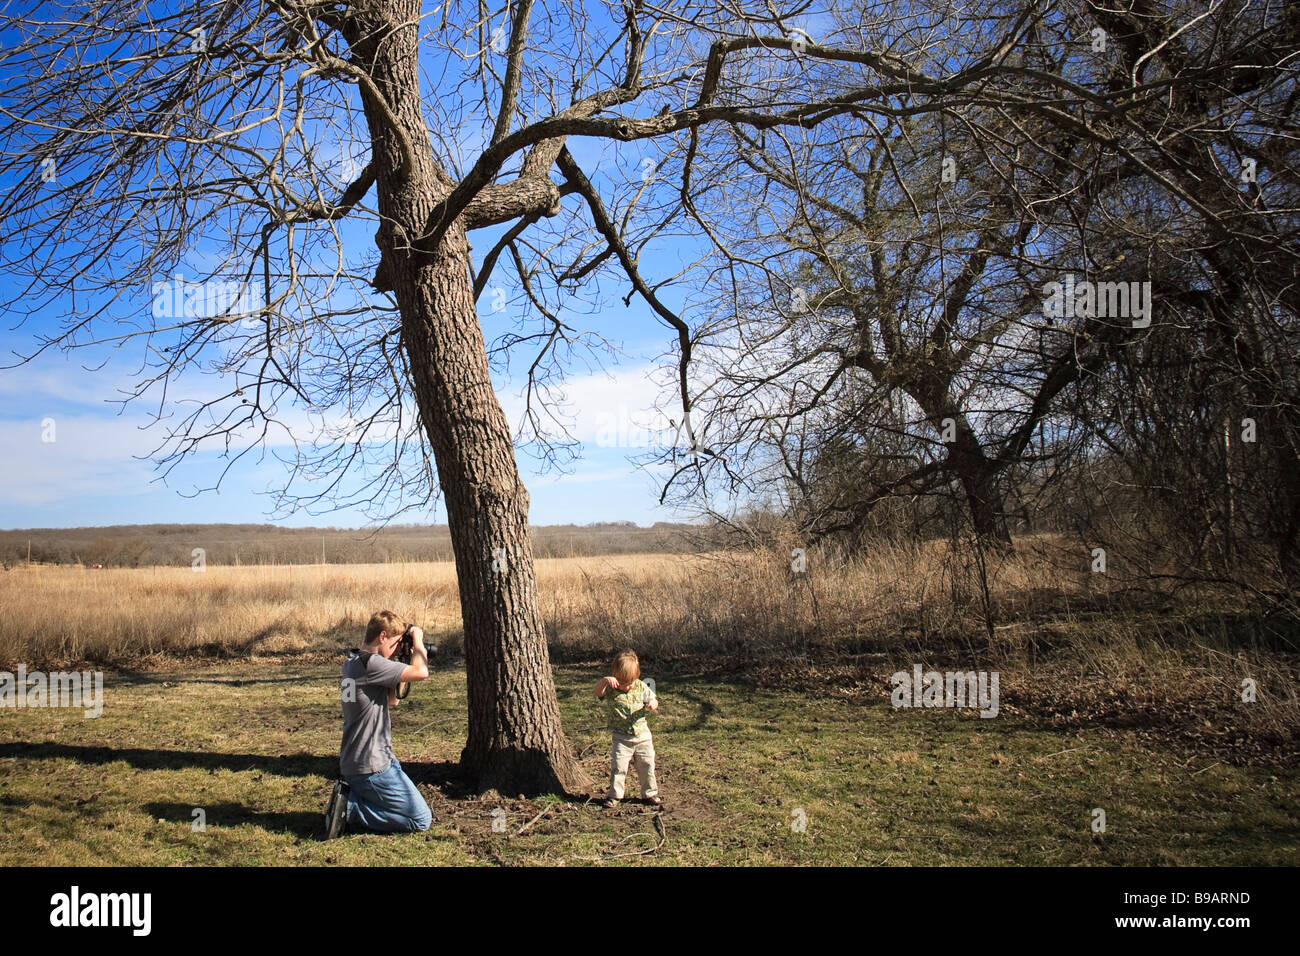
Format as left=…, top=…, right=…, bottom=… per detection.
left=393, top=626, right=436, bottom=700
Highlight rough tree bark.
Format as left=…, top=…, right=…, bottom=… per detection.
left=343, top=0, right=592, bottom=795
left=911, top=374, right=1013, bottom=549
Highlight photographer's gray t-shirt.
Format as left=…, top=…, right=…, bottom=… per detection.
left=339, top=651, right=408, bottom=776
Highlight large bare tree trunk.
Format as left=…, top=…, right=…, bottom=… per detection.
left=403, top=250, right=592, bottom=796
left=346, top=0, right=593, bottom=796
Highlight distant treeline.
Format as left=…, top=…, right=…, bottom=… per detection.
left=0, top=522, right=703, bottom=568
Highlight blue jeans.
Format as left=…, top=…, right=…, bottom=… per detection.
left=345, top=759, right=432, bottom=833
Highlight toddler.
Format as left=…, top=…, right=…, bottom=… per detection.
left=593, top=649, right=661, bottom=808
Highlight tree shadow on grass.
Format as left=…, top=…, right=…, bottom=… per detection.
left=103, top=666, right=330, bottom=688
left=0, top=741, right=338, bottom=779
left=392, top=758, right=475, bottom=798
left=647, top=676, right=718, bottom=732
left=3, top=745, right=474, bottom=840
left=1, top=740, right=484, bottom=798
left=144, top=801, right=322, bottom=840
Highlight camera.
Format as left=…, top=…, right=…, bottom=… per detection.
left=393, top=626, right=435, bottom=700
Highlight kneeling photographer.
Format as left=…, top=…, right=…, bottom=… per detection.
left=325, top=610, right=433, bottom=838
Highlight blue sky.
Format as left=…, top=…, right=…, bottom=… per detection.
left=0, top=326, right=691, bottom=529
left=0, top=178, right=702, bottom=530
left=0, top=2, right=733, bottom=531
left=0, top=221, right=698, bottom=528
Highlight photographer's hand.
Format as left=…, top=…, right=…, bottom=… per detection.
left=396, top=626, right=430, bottom=686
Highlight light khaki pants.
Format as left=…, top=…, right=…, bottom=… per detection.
left=607, top=731, right=657, bottom=800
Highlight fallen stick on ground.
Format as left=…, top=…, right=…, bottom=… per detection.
left=578, top=810, right=667, bottom=861
left=517, top=807, right=551, bottom=835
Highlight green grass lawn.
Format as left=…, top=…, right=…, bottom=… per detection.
left=0, top=661, right=1295, bottom=865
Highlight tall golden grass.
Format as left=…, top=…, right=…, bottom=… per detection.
left=3, top=536, right=1295, bottom=751
left=0, top=532, right=1257, bottom=666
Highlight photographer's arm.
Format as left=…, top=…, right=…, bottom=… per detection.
left=398, top=628, right=430, bottom=684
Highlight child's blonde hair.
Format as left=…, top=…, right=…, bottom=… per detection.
left=611, top=650, right=640, bottom=684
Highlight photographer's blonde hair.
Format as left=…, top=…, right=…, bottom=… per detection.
left=611, top=650, right=640, bottom=685
left=365, top=610, right=407, bottom=644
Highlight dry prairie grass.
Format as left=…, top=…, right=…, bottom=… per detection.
left=0, top=534, right=1288, bottom=668
left=2, top=536, right=1296, bottom=764
left=0, top=560, right=454, bottom=666
left=1, top=536, right=1088, bottom=668
left=0, top=552, right=728, bottom=667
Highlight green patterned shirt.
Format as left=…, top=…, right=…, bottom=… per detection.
left=604, top=678, right=654, bottom=737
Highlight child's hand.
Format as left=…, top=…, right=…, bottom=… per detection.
left=647, top=698, right=659, bottom=712
left=602, top=676, right=621, bottom=691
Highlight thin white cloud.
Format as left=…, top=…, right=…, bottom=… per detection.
left=0, top=415, right=159, bottom=505
left=0, top=364, right=134, bottom=408
left=499, top=362, right=677, bottom=447
left=0, top=344, right=678, bottom=512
